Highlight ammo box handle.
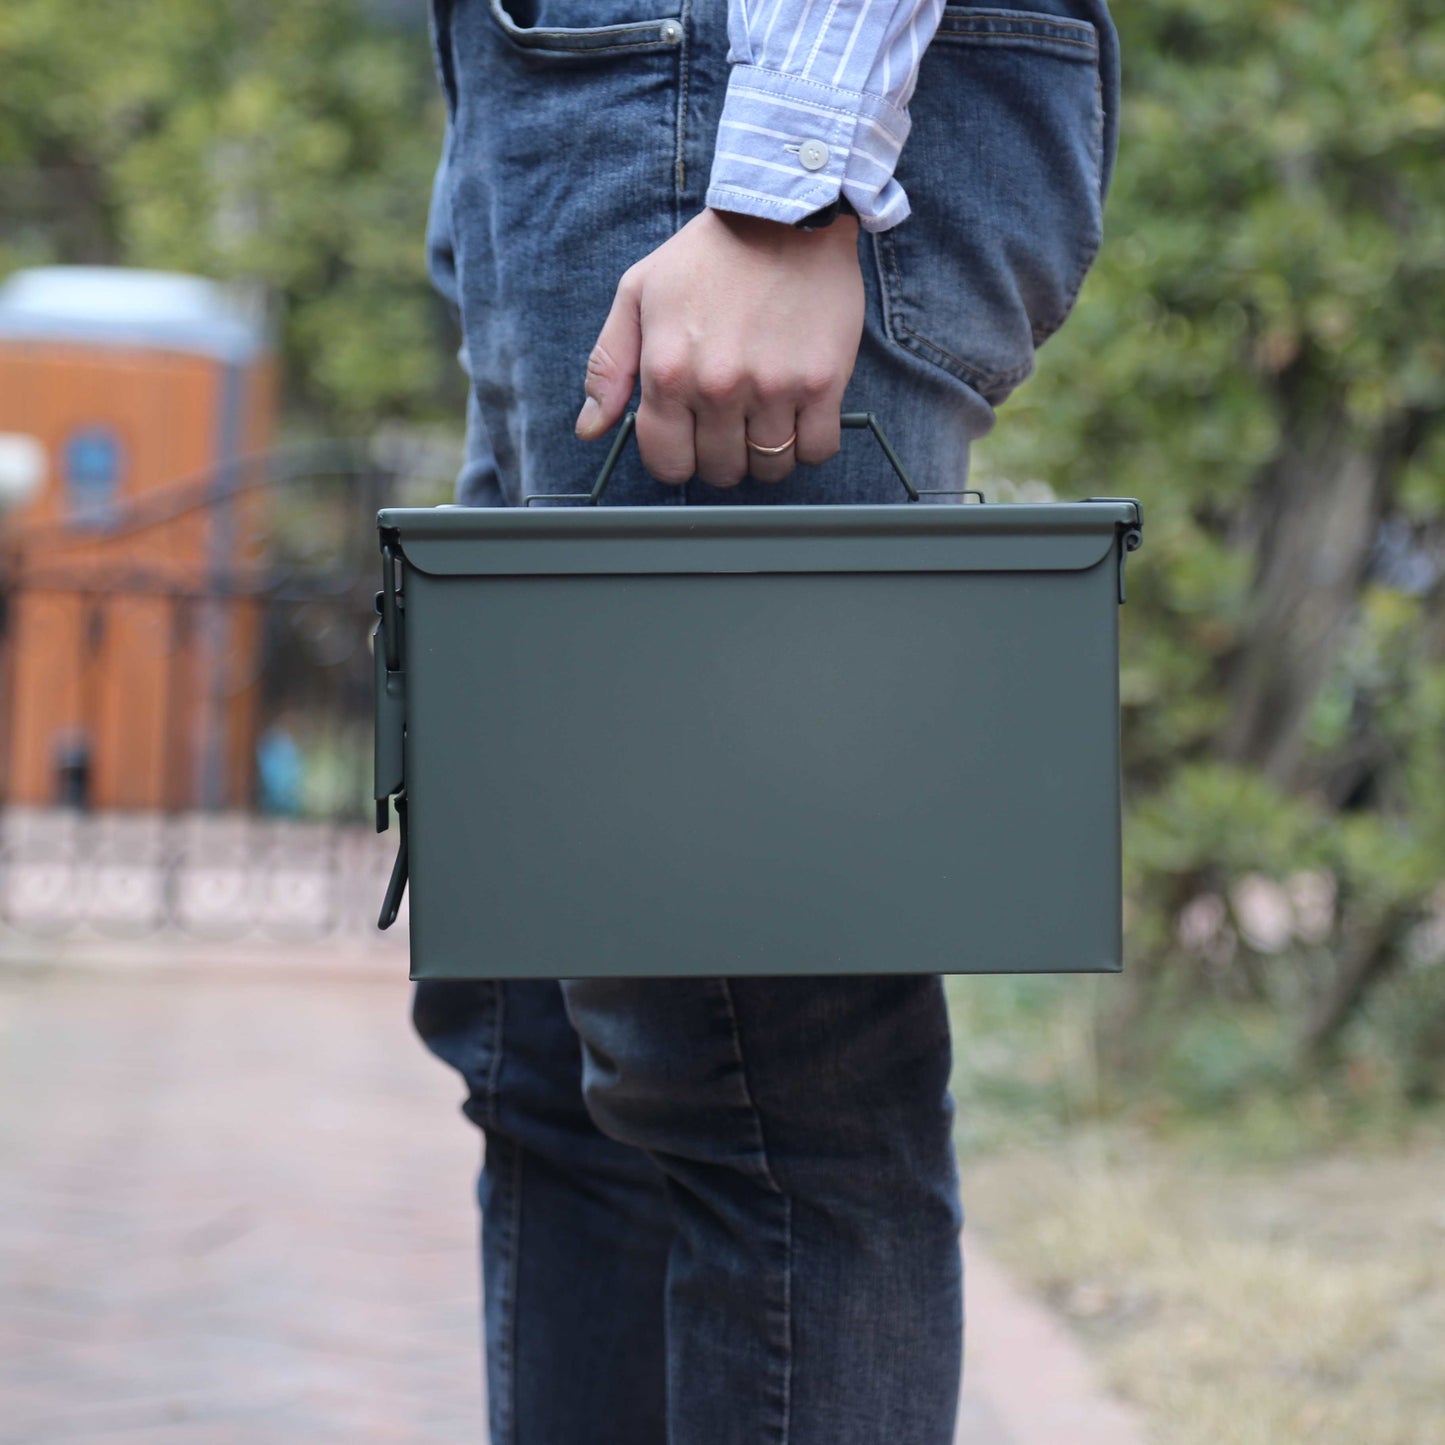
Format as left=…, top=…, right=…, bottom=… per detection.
left=524, top=412, right=986, bottom=506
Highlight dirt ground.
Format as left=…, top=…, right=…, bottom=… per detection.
left=959, top=1123, right=1445, bottom=1445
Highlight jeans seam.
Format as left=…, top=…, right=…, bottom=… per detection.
left=493, top=1136, right=524, bottom=1445
left=497, top=33, right=681, bottom=55
left=778, top=1193, right=793, bottom=1445
left=487, top=0, right=683, bottom=53
left=716, top=978, right=792, bottom=1445
left=934, top=12, right=1098, bottom=47
left=899, top=315, right=1021, bottom=391
left=934, top=29, right=1098, bottom=54
left=875, top=229, right=1003, bottom=394
left=1028, top=62, right=1107, bottom=348
left=674, top=0, right=691, bottom=206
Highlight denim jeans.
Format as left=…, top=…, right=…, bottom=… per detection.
left=417, top=2, right=1117, bottom=1441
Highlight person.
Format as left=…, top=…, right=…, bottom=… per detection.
left=413, top=2, right=1118, bottom=1441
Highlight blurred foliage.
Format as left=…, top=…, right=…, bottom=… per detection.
left=975, top=0, right=1445, bottom=1110
left=0, top=0, right=459, bottom=426
left=947, top=969, right=1426, bottom=1165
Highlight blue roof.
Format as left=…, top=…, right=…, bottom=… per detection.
left=0, top=267, right=269, bottom=363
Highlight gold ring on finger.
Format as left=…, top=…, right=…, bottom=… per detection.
left=745, top=430, right=797, bottom=456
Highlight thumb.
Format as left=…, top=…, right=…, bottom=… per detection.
left=576, top=272, right=642, bottom=440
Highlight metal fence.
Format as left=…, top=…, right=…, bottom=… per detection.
left=0, top=446, right=431, bottom=943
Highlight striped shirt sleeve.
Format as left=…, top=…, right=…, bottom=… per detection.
left=706, top=0, right=947, bottom=234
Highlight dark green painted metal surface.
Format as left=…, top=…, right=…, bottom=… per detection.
left=374, top=494, right=1142, bottom=980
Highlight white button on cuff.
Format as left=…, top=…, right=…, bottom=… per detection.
left=660, top=20, right=682, bottom=42
left=798, top=139, right=830, bottom=171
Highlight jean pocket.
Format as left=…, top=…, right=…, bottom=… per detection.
left=488, top=0, right=684, bottom=56
left=875, top=6, right=1107, bottom=406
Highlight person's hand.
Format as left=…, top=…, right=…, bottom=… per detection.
left=575, top=207, right=864, bottom=488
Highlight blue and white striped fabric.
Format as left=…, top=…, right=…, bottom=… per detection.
left=706, top=0, right=948, bottom=233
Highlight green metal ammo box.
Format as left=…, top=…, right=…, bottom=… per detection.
left=373, top=415, right=1142, bottom=981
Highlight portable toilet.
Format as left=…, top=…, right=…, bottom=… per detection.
left=0, top=267, right=276, bottom=811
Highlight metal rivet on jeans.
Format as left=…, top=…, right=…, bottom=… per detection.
left=660, top=20, right=682, bottom=42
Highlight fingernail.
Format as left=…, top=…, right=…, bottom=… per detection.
left=575, top=396, right=601, bottom=438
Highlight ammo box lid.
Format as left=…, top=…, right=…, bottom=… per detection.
left=377, top=500, right=1142, bottom=579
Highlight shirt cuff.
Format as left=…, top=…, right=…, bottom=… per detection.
left=705, top=64, right=913, bottom=234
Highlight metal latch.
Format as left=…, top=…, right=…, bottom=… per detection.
left=374, top=537, right=408, bottom=928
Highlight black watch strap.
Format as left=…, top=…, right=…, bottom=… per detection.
left=794, top=194, right=858, bottom=232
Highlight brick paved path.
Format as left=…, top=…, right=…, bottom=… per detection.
left=0, top=956, right=1144, bottom=1445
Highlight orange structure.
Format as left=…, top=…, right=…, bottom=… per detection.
left=0, top=268, right=276, bottom=811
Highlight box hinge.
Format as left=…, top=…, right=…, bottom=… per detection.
left=1083, top=497, right=1144, bottom=603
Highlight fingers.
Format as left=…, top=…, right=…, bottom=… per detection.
left=576, top=270, right=643, bottom=441
left=794, top=388, right=844, bottom=470
left=741, top=379, right=844, bottom=485
left=637, top=387, right=832, bottom=489
left=634, top=395, right=695, bottom=487
left=741, top=401, right=800, bottom=484
left=694, top=406, right=750, bottom=489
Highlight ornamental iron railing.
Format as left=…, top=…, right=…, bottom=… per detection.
left=0, top=445, right=437, bottom=943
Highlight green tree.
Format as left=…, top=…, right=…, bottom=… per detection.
left=0, top=0, right=457, bottom=427
left=977, top=0, right=1445, bottom=1094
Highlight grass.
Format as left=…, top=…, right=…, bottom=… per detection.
left=946, top=975, right=1445, bottom=1444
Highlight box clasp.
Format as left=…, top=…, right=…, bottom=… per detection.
left=374, top=537, right=409, bottom=928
